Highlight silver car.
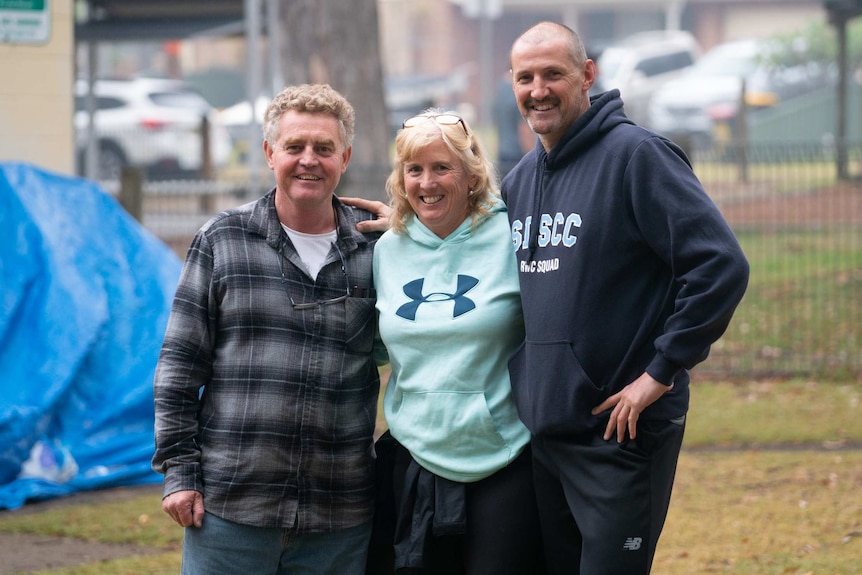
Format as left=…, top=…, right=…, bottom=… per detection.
left=648, top=39, right=818, bottom=151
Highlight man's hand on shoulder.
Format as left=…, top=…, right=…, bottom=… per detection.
left=340, top=196, right=391, bottom=233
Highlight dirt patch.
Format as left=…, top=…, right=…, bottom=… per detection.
left=0, top=532, right=165, bottom=574
left=710, top=182, right=861, bottom=227
left=0, top=484, right=165, bottom=574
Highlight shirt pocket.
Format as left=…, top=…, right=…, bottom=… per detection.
left=342, top=296, right=377, bottom=353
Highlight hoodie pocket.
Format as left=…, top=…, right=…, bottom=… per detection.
left=388, top=389, right=509, bottom=477
left=508, top=340, right=605, bottom=436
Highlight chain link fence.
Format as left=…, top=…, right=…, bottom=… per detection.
left=109, top=142, right=861, bottom=381
left=691, top=142, right=860, bottom=381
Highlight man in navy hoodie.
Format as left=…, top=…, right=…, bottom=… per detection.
left=501, top=22, right=749, bottom=574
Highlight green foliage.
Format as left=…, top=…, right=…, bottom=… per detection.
left=760, top=18, right=862, bottom=70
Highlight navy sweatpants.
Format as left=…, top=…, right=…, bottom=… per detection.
left=532, top=418, right=685, bottom=575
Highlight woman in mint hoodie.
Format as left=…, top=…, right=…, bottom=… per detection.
left=369, top=110, right=545, bottom=575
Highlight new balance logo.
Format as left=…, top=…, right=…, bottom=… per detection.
left=395, top=275, right=479, bottom=321
left=623, top=537, right=643, bottom=551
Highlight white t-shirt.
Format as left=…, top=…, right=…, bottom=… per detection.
left=281, top=224, right=337, bottom=280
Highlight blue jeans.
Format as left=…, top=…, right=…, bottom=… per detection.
left=181, top=512, right=372, bottom=575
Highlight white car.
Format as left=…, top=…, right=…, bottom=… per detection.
left=595, top=30, right=700, bottom=127
left=75, top=77, right=232, bottom=181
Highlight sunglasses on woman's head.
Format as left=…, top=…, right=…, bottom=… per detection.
left=402, top=114, right=469, bottom=136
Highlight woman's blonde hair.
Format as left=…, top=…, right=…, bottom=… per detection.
left=385, top=109, right=500, bottom=234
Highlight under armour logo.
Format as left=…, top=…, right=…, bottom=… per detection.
left=623, top=537, right=643, bottom=551
left=396, top=275, right=479, bottom=321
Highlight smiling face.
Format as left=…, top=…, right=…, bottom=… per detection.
left=403, top=138, right=475, bottom=239
left=264, top=110, right=351, bottom=226
left=511, top=34, right=596, bottom=151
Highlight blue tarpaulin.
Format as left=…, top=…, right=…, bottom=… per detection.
left=0, top=162, right=181, bottom=510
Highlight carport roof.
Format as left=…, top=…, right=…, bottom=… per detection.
left=75, top=0, right=244, bottom=42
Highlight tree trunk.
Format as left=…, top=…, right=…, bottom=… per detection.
left=280, top=0, right=390, bottom=200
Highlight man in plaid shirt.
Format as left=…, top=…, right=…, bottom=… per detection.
left=152, top=84, right=384, bottom=575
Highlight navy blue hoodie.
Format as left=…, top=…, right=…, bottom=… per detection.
left=502, top=90, right=749, bottom=437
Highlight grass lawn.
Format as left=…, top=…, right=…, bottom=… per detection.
left=704, top=228, right=861, bottom=380
left=657, top=449, right=862, bottom=574
left=0, top=379, right=859, bottom=574
left=655, top=378, right=862, bottom=574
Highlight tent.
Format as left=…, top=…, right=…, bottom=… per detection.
left=0, top=163, right=181, bottom=510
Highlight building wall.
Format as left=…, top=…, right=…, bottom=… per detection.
left=721, top=5, right=824, bottom=43
left=691, top=1, right=825, bottom=52
left=380, top=0, right=464, bottom=78
left=0, top=0, right=74, bottom=175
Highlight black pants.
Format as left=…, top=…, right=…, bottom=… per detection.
left=367, top=433, right=546, bottom=575
left=532, top=419, right=685, bottom=575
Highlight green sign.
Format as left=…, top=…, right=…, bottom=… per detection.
left=0, top=1, right=46, bottom=9
left=0, top=0, right=50, bottom=45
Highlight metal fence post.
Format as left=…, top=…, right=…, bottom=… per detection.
left=119, top=167, right=144, bottom=222
left=735, top=77, right=749, bottom=183
left=201, top=114, right=213, bottom=180
left=199, top=114, right=215, bottom=214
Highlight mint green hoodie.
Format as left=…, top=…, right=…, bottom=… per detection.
left=373, top=200, right=529, bottom=483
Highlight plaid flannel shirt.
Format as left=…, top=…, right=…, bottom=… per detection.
left=152, top=189, right=381, bottom=532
